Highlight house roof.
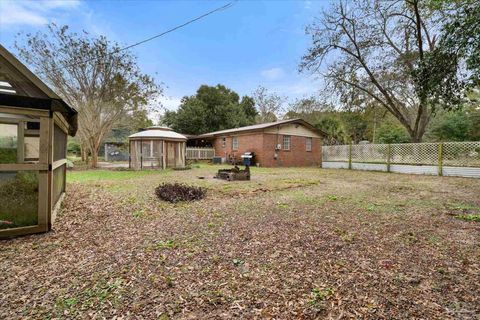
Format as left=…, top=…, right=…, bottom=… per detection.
left=0, top=45, right=78, bottom=136
left=196, top=118, right=327, bottom=138
left=129, top=127, right=187, bottom=140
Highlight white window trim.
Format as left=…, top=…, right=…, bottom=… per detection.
left=306, top=137, right=312, bottom=152
left=232, top=136, right=238, bottom=150
left=283, top=135, right=291, bottom=151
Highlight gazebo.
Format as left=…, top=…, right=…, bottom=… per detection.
left=129, top=126, right=187, bottom=169
left=0, top=45, right=77, bottom=238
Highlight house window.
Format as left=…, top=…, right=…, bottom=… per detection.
left=222, top=137, right=226, bottom=148
left=306, top=137, right=312, bottom=152
left=232, top=136, right=238, bottom=150
left=282, top=135, right=291, bottom=151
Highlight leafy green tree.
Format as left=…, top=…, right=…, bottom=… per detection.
left=314, top=115, right=348, bottom=145
left=415, top=1, right=480, bottom=107
left=427, top=111, right=473, bottom=141
left=300, top=0, right=454, bottom=142
left=340, top=112, right=368, bottom=143
left=15, top=24, right=161, bottom=167
left=161, top=85, right=256, bottom=135
left=376, top=122, right=410, bottom=144
left=240, top=96, right=257, bottom=124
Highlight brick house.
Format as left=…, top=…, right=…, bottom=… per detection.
left=194, top=119, right=325, bottom=167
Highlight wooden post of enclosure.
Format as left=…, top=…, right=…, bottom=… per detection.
left=438, top=142, right=444, bottom=176
left=17, top=121, right=24, bottom=163
left=162, top=140, right=166, bottom=169
left=348, top=142, right=352, bottom=170
left=128, top=141, right=131, bottom=169
left=387, top=144, right=391, bottom=172
left=140, top=138, right=143, bottom=170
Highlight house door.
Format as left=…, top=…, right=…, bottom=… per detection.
left=167, top=142, right=175, bottom=167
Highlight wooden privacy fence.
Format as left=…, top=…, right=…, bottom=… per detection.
left=186, top=147, right=215, bottom=160
left=322, top=141, right=480, bottom=178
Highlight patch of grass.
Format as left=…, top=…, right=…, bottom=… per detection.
left=172, top=166, right=192, bottom=171
left=62, top=297, right=78, bottom=308
left=427, top=235, right=441, bottom=245
left=207, top=220, right=223, bottom=229
left=67, top=170, right=167, bottom=183
left=284, top=179, right=320, bottom=187
left=455, top=214, right=480, bottom=222
left=290, top=191, right=322, bottom=205
left=132, top=210, right=144, bottom=218
left=447, top=203, right=480, bottom=212
left=165, top=275, right=175, bottom=287
left=327, top=195, right=338, bottom=201
left=56, top=278, right=124, bottom=315
left=402, top=231, right=419, bottom=245
left=233, top=258, right=244, bottom=266
left=82, top=278, right=124, bottom=305
left=154, top=240, right=176, bottom=250
left=334, top=228, right=355, bottom=243
left=309, top=287, right=334, bottom=309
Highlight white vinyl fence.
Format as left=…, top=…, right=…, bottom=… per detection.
left=322, top=141, right=480, bottom=178
left=186, top=147, right=215, bottom=160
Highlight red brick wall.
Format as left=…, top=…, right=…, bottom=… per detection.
left=211, top=132, right=322, bottom=167
left=261, top=134, right=321, bottom=167
left=212, top=133, right=266, bottom=165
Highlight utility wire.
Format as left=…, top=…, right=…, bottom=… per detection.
left=58, top=0, right=238, bottom=70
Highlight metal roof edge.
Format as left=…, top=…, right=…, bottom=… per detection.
left=196, top=118, right=328, bottom=139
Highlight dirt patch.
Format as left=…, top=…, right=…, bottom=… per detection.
left=1, top=166, right=479, bottom=319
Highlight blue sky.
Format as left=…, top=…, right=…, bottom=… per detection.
left=0, top=0, right=330, bottom=113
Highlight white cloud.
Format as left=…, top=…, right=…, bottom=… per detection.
left=286, top=81, right=319, bottom=95
left=0, top=0, right=80, bottom=27
left=260, top=67, right=285, bottom=81
left=159, top=96, right=182, bottom=111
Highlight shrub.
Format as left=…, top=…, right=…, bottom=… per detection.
left=172, top=166, right=192, bottom=171
left=0, top=172, right=38, bottom=228
left=154, top=183, right=206, bottom=203
left=0, top=148, right=16, bottom=163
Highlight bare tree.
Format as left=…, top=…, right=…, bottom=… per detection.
left=300, top=0, right=446, bottom=142
left=252, top=86, right=286, bottom=123
left=15, top=24, right=161, bottom=167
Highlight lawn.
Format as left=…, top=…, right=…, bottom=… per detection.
left=1, top=165, right=479, bottom=319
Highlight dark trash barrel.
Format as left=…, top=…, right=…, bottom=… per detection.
left=241, top=152, right=255, bottom=166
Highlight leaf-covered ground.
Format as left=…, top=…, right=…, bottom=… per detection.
left=1, top=165, right=479, bottom=319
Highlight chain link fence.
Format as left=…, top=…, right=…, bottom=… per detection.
left=322, top=141, right=480, bottom=178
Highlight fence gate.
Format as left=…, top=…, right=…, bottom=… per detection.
left=322, top=141, right=480, bottom=178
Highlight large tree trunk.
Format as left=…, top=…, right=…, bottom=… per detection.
left=80, top=144, right=86, bottom=162
left=91, top=151, right=98, bottom=168
left=89, top=138, right=102, bottom=168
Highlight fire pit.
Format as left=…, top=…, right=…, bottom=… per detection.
left=215, top=165, right=250, bottom=181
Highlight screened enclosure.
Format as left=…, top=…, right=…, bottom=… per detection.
left=129, top=127, right=187, bottom=169
left=0, top=44, right=77, bottom=238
